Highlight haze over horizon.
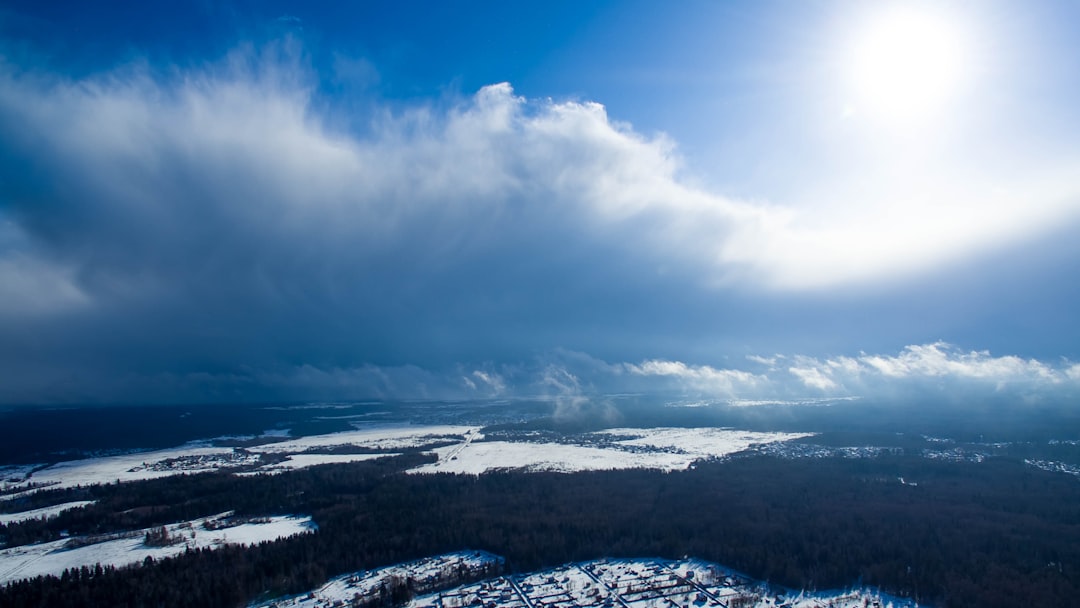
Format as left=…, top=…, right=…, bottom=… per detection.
left=1, top=0, right=1079, bottom=405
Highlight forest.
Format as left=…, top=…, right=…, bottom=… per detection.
left=3, top=451, right=1080, bottom=607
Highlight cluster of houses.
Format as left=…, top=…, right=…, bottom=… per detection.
left=414, top=558, right=759, bottom=608
left=258, top=555, right=919, bottom=608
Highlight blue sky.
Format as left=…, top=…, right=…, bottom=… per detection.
left=1, top=0, right=1079, bottom=404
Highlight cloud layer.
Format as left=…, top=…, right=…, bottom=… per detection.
left=621, top=341, right=1080, bottom=400
left=0, top=44, right=1078, bottom=403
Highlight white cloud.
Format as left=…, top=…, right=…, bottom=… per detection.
left=537, top=364, right=619, bottom=422
left=858, top=341, right=1057, bottom=381
left=470, top=370, right=506, bottom=394
left=775, top=342, right=1074, bottom=399
left=825, top=356, right=862, bottom=374
left=788, top=366, right=838, bottom=390
left=746, top=354, right=782, bottom=367
left=621, top=343, right=1080, bottom=400
left=624, top=360, right=763, bottom=394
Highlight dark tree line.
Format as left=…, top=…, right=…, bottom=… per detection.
left=3, top=453, right=1080, bottom=607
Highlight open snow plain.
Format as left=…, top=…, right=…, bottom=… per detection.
left=411, top=427, right=810, bottom=474
left=0, top=512, right=314, bottom=585
left=0, top=501, right=95, bottom=526
left=0, top=425, right=467, bottom=499
left=1, top=424, right=809, bottom=500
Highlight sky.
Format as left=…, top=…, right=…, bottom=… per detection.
left=1, top=0, right=1079, bottom=405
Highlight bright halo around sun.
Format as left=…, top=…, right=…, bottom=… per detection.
left=847, top=7, right=969, bottom=125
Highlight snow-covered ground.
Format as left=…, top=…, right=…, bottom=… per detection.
left=410, top=428, right=810, bottom=474
left=1, top=464, right=41, bottom=485
left=0, top=446, right=242, bottom=501
left=0, top=426, right=477, bottom=500
left=2, top=425, right=816, bottom=498
left=250, top=550, right=502, bottom=608
left=259, top=555, right=921, bottom=608
left=254, top=453, right=399, bottom=474
left=416, top=557, right=919, bottom=608
left=2, top=425, right=811, bottom=498
left=411, top=440, right=691, bottom=474
left=0, top=512, right=315, bottom=585
left=0, top=501, right=95, bottom=525
left=599, top=427, right=812, bottom=458
left=246, top=425, right=478, bottom=454
left=1025, top=458, right=1080, bottom=478
left=754, top=443, right=902, bottom=460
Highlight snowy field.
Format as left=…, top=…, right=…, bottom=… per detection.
left=0, top=446, right=242, bottom=500
left=2, top=425, right=812, bottom=499
left=410, top=440, right=692, bottom=474
left=252, top=453, right=397, bottom=474
left=258, top=555, right=920, bottom=608
left=0, top=464, right=40, bottom=484
left=600, top=427, right=812, bottom=459
left=0, top=426, right=811, bottom=499
left=0, top=501, right=95, bottom=525
left=1025, top=458, right=1080, bottom=478
left=0, top=425, right=478, bottom=500
left=0, top=512, right=314, bottom=585
left=411, top=428, right=811, bottom=474
left=246, top=425, right=479, bottom=454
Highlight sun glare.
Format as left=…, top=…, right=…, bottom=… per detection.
left=847, top=7, right=968, bottom=125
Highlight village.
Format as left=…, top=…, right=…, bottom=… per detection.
left=255, top=553, right=918, bottom=608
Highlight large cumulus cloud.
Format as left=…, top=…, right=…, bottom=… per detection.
left=0, top=46, right=753, bottom=401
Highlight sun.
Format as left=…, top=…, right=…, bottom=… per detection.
left=846, top=7, right=968, bottom=125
